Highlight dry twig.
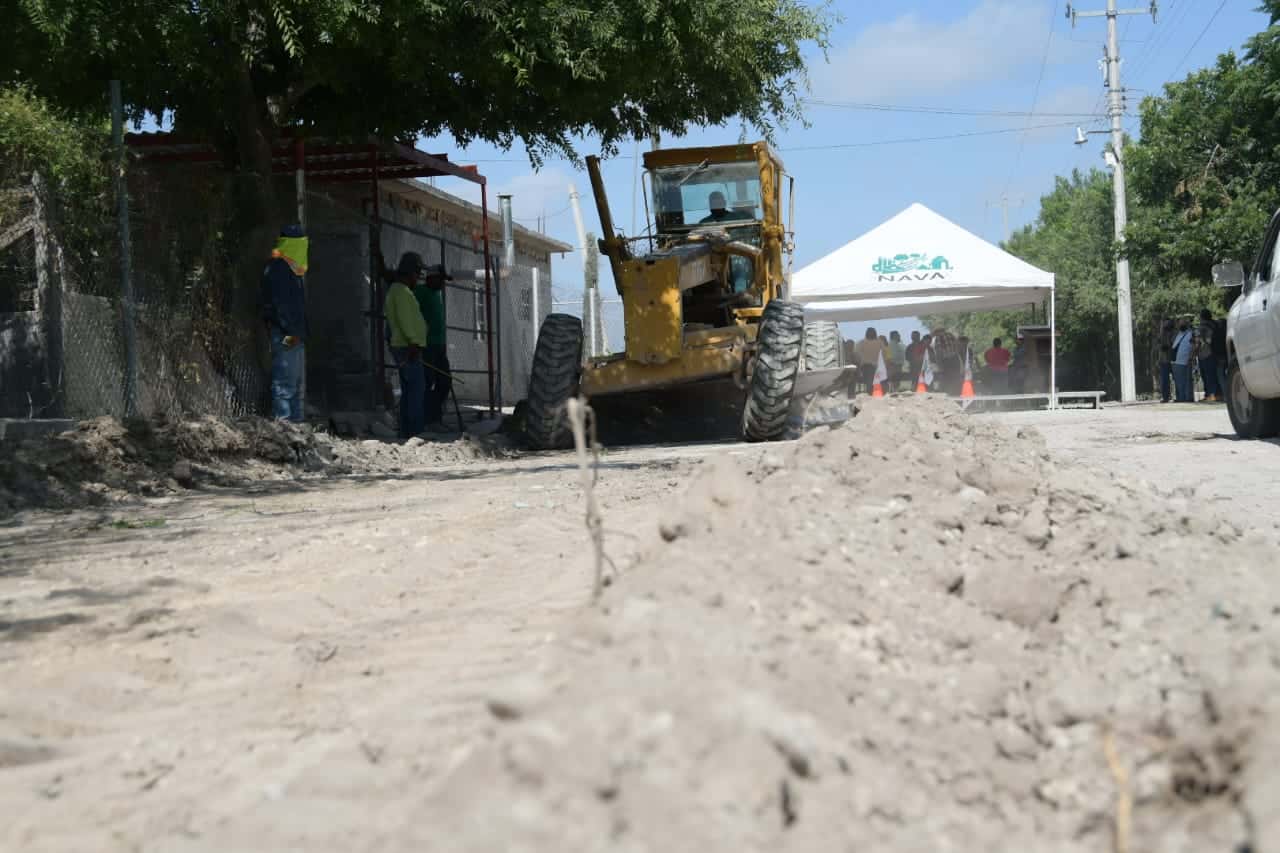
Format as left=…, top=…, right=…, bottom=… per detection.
left=1103, top=727, right=1133, bottom=853
left=566, top=397, right=606, bottom=602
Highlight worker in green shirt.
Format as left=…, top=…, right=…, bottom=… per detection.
left=385, top=252, right=428, bottom=438
left=415, top=264, right=453, bottom=431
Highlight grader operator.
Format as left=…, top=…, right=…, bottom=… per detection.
left=523, top=142, right=844, bottom=449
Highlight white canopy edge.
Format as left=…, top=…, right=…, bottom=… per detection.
left=798, top=288, right=1047, bottom=323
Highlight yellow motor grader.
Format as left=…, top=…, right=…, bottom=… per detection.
left=523, top=141, right=846, bottom=449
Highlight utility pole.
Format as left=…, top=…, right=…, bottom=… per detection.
left=1067, top=0, right=1156, bottom=403
left=986, top=195, right=1023, bottom=243
left=567, top=184, right=600, bottom=357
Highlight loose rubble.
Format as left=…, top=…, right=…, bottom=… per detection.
left=0, top=414, right=515, bottom=515
left=422, top=395, right=1280, bottom=852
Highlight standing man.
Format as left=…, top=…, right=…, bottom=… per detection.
left=1170, top=318, right=1195, bottom=403
left=984, top=337, right=1011, bottom=394
left=386, top=252, right=428, bottom=438
left=1154, top=318, right=1175, bottom=403
left=931, top=328, right=962, bottom=395
left=905, top=331, right=924, bottom=385
left=261, top=224, right=309, bottom=422
left=887, top=331, right=907, bottom=392
left=416, top=264, right=454, bottom=431
left=855, top=328, right=882, bottom=394
left=1197, top=309, right=1222, bottom=403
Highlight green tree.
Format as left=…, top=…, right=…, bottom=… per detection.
left=7, top=0, right=829, bottom=264
left=1125, top=2, right=1280, bottom=280
left=0, top=87, right=111, bottom=290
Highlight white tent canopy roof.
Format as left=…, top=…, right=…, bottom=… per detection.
left=791, top=203, right=1053, bottom=322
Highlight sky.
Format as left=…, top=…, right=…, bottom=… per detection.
left=422, top=0, right=1272, bottom=345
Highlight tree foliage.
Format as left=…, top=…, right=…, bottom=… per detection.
left=7, top=0, right=830, bottom=161
left=5, top=0, right=829, bottom=325
left=0, top=87, right=111, bottom=287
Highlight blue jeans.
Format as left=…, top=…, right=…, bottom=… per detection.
left=423, top=344, right=452, bottom=425
left=1172, top=362, right=1193, bottom=402
left=1158, top=361, right=1172, bottom=402
left=392, top=347, right=425, bottom=438
left=1199, top=355, right=1219, bottom=398
left=270, top=335, right=305, bottom=422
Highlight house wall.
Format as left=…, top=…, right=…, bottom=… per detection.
left=302, top=181, right=559, bottom=412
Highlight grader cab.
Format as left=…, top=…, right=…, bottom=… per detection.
left=523, top=142, right=845, bottom=449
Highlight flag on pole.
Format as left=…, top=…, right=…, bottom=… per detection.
left=872, top=348, right=888, bottom=397
left=916, top=349, right=934, bottom=392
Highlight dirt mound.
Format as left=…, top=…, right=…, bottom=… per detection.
left=0, top=416, right=515, bottom=515
left=420, top=395, right=1280, bottom=852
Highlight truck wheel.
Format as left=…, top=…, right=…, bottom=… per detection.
left=1225, top=359, right=1280, bottom=439
left=525, top=313, right=584, bottom=450
left=803, top=321, right=843, bottom=371
left=742, top=299, right=806, bottom=442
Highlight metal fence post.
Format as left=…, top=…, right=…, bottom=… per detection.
left=584, top=230, right=599, bottom=358
left=110, top=81, right=140, bottom=418
left=531, top=266, right=540, bottom=345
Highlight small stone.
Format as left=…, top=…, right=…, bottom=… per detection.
left=405, top=436, right=425, bottom=448
left=993, top=720, right=1039, bottom=761
left=760, top=453, right=786, bottom=474
left=171, top=460, right=194, bottom=488
left=486, top=674, right=550, bottom=722
left=658, top=520, right=688, bottom=542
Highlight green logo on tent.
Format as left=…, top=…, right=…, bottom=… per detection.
left=872, top=253, right=951, bottom=275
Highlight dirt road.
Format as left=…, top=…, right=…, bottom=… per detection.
left=0, top=440, right=736, bottom=851
left=2, top=399, right=1278, bottom=851
left=993, top=403, right=1280, bottom=540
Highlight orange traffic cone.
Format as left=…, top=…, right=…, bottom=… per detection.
left=960, top=347, right=976, bottom=398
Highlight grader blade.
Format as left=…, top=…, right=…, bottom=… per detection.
left=787, top=366, right=859, bottom=435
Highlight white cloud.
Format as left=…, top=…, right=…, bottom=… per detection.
left=814, top=0, right=1089, bottom=101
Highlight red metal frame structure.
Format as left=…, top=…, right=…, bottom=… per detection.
left=126, top=131, right=497, bottom=415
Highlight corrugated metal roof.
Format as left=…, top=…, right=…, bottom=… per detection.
left=126, top=132, right=483, bottom=185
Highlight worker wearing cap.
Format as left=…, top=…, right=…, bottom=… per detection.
left=415, top=264, right=453, bottom=431
left=261, top=224, right=309, bottom=422
left=385, top=252, right=428, bottom=438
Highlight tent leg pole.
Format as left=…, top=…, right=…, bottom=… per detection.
left=1049, top=291, right=1057, bottom=411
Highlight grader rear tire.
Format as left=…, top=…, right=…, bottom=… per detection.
left=524, top=313, right=583, bottom=450
left=803, top=321, right=843, bottom=370
left=742, top=299, right=806, bottom=442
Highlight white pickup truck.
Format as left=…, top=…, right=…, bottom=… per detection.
left=1213, top=209, right=1280, bottom=439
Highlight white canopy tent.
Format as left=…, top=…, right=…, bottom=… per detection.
left=791, top=203, right=1057, bottom=405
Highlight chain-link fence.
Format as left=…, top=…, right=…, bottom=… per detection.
left=2, top=154, right=564, bottom=423
left=57, top=165, right=265, bottom=421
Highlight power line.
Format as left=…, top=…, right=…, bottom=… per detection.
left=1169, top=0, right=1229, bottom=79
left=800, top=98, right=1103, bottom=119
left=782, top=120, right=1091, bottom=152
left=1002, top=0, right=1058, bottom=198
left=452, top=121, right=1097, bottom=163
left=513, top=200, right=572, bottom=225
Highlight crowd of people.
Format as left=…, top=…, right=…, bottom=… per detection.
left=1154, top=309, right=1228, bottom=404
left=842, top=326, right=1035, bottom=397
